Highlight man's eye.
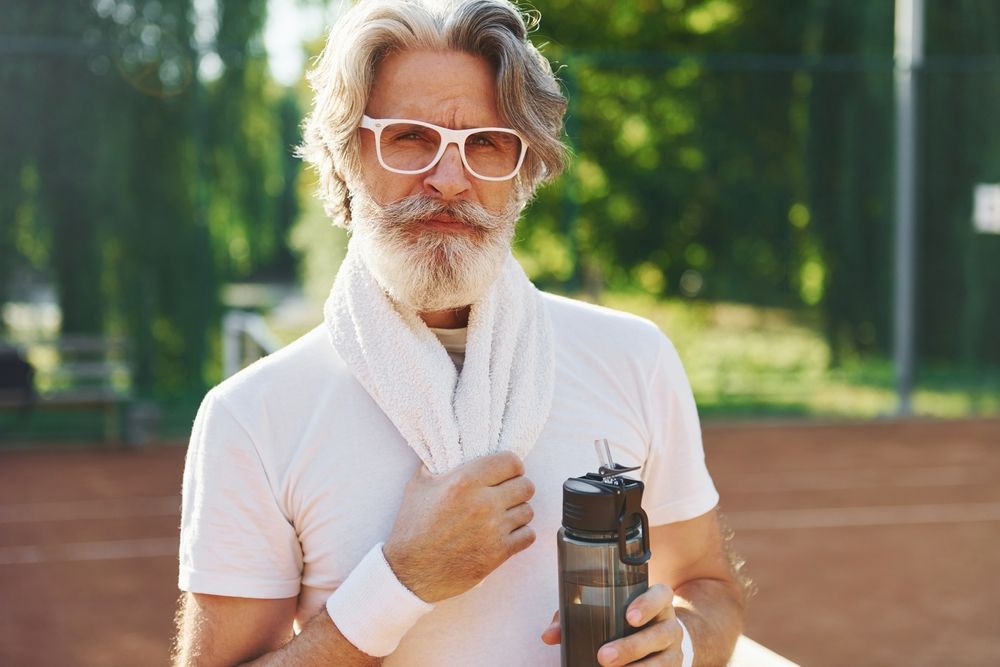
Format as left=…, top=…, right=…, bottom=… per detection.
left=468, top=133, right=495, bottom=148
left=392, top=132, right=425, bottom=142
left=386, top=126, right=434, bottom=143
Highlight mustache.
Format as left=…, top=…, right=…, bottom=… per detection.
left=374, top=194, right=516, bottom=232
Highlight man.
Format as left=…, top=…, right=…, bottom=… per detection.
left=173, top=1, right=745, bottom=665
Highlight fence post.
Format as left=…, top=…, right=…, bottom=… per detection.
left=893, top=0, right=924, bottom=416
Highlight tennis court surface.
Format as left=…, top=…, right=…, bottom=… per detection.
left=1, top=418, right=997, bottom=666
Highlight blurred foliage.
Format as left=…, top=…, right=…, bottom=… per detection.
left=919, top=1, right=1000, bottom=366
left=1, top=0, right=299, bottom=397
left=597, top=289, right=1000, bottom=419
left=518, top=0, right=1000, bottom=370
left=1, top=0, right=999, bottom=408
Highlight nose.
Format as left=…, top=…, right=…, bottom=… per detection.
left=423, top=143, right=472, bottom=200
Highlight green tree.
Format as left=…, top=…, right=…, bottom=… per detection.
left=2, top=2, right=115, bottom=335
left=529, top=0, right=816, bottom=306
left=0, top=0, right=299, bottom=397
left=919, top=0, right=1000, bottom=366
left=803, top=0, right=894, bottom=363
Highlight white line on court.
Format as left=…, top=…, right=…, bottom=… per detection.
left=720, top=464, right=996, bottom=494
left=0, top=496, right=180, bottom=523
left=0, top=537, right=179, bottom=565
left=727, top=501, right=1000, bottom=530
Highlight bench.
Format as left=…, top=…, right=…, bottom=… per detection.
left=0, top=344, right=35, bottom=408
left=0, top=336, right=137, bottom=444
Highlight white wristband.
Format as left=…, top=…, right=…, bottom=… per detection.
left=325, top=542, right=434, bottom=657
left=676, top=616, right=694, bottom=667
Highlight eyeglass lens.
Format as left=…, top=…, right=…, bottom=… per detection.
left=378, top=123, right=522, bottom=178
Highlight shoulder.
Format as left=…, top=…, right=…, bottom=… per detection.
left=211, top=325, right=336, bottom=406
left=190, top=324, right=355, bottom=469
left=540, top=291, right=675, bottom=362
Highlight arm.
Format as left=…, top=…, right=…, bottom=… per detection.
left=172, top=593, right=380, bottom=667
left=648, top=509, right=745, bottom=666
left=175, top=451, right=536, bottom=666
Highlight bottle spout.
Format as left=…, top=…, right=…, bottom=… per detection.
left=593, top=439, right=641, bottom=483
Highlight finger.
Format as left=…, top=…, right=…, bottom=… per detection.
left=495, top=474, right=535, bottom=509
left=540, top=610, right=561, bottom=645
left=540, top=625, right=561, bottom=645
left=504, top=502, right=534, bottom=532
left=410, top=463, right=435, bottom=483
left=597, top=617, right=680, bottom=667
left=626, top=583, right=675, bottom=627
left=504, top=524, right=536, bottom=557
left=464, top=450, right=525, bottom=486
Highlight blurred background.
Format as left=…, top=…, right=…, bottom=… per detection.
left=1, top=1, right=999, bottom=666
left=2, top=0, right=998, bottom=440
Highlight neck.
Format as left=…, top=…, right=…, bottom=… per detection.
left=419, top=306, right=471, bottom=329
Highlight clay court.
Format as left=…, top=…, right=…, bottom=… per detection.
left=1, top=418, right=998, bottom=666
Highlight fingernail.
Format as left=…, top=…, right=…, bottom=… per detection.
left=599, top=647, right=618, bottom=664
left=627, top=609, right=642, bottom=625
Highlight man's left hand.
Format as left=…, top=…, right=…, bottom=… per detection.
left=540, top=583, right=686, bottom=666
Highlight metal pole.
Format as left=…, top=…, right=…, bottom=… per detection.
left=893, top=0, right=924, bottom=416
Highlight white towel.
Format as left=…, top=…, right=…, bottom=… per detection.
left=324, top=243, right=555, bottom=474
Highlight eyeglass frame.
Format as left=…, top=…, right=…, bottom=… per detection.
left=359, top=115, right=528, bottom=182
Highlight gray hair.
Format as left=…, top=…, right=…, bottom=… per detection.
left=297, top=0, right=569, bottom=228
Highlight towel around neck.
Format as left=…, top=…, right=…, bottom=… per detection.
left=324, top=242, right=555, bottom=474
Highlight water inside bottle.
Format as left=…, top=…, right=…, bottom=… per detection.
left=560, top=568, right=648, bottom=666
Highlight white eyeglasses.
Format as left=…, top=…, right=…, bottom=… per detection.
left=359, top=115, right=528, bottom=181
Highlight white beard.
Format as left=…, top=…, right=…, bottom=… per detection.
left=349, top=191, right=521, bottom=313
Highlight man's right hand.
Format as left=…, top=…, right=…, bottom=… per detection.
left=383, top=450, right=536, bottom=603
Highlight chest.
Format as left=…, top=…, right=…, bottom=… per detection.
left=279, top=368, right=652, bottom=602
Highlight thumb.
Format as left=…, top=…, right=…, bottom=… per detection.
left=540, top=610, right=561, bottom=645
left=408, top=462, right=431, bottom=480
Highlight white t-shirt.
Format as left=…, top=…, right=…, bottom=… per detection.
left=179, top=292, right=718, bottom=666
left=427, top=325, right=468, bottom=371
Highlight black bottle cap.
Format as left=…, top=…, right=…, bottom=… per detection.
left=562, top=474, right=644, bottom=534
left=562, top=473, right=651, bottom=564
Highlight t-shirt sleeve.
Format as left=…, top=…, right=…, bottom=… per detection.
left=640, top=336, right=719, bottom=526
left=178, top=390, right=303, bottom=598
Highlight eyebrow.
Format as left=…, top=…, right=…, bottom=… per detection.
left=380, top=110, right=503, bottom=130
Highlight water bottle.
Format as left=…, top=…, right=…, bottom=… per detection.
left=557, top=439, right=652, bottom=667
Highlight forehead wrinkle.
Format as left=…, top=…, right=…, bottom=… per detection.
left=381, top=94, right=498, bottom=129
left=368, top=49, right=500, bottom=129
